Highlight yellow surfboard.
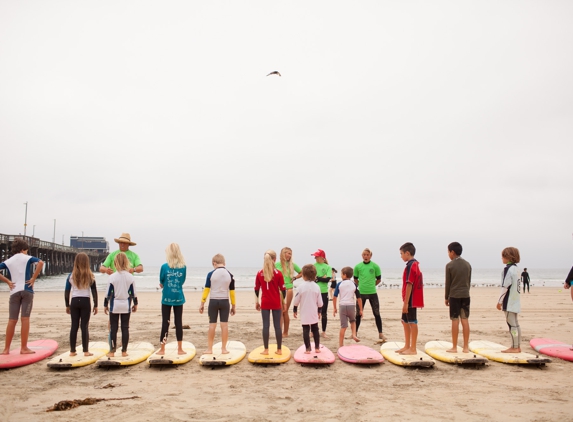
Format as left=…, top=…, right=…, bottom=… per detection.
left=97, top=341, right=155, bottom=367
left=425, top=341, right=487, bottom=365
left=248, top=344, right=291, bottom=364
left=469, top=340, right=551, bottom=365
left=380, top=341, right=435, bottom=367
left=148, top=341, right=196, bottom=365
left=200, top=341, right=246, bottom=366
left=47, top=341, right=110, bottom=368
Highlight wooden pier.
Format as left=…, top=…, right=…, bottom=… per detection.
left=0, top=234, right=108, bottom=276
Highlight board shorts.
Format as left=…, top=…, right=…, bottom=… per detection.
left=339, top=305, right=356, bottom=328
left=401, top=307, right=417, bottom=324
left=208, top=299, right=230, bottom=323
left=330, top=281, right=336, bottom=289
left=9, top=290, right=34, bottom=319
left=449, top=297, right=470, bottom=320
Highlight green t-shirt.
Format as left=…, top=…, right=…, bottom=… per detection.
left=275, top=262, right=301, bottom=289
left=314, top=262, right=332, bottom=293
left=102, top=250, right=142, bottom=273
left=353, top=261, right=381, bottom=295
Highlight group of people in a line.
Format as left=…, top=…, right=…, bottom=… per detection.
left=2, top=233, right=573, bottom=359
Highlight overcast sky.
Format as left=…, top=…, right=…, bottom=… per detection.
left=1, top=1, right=572, bottom=269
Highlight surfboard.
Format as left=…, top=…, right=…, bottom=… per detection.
left=424, top=341, right=488, bottom=365
left=380, top=341, right=435, bottom=367
left=337, top=344, right=384, bottom=364
left=47, top=341, right=109, bottom=368
left=0, top=339, right=58, bottom=369
left=199, top=341, right=246, bottom=366
left=530, top=338, right=573, bottom=362
left=247, top=344, right=291, bottom=364
left=97, top=341, right=155, bottom=367
left=148, top=341, right=197, bottom=365
left=469, top=340, right=551, bottom=365
left=293, top=344, right=335, bottom=364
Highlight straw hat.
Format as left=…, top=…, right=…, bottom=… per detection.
left=114, top=233, right=136, bottom=246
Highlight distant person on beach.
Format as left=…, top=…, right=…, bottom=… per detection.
left=564, top=266, right=573, bottom=298
left=328, top=268, right=337, bottom=301
left=333, top=266, right=362, bottom=347
left=200, top=253, right=236, bottom=354
left=353, top=248, right=386, bottom=341
left=312, top=249, right=332, bottom=338
left=65, top=253, right=98, bottom=357
left=293, top=264, right=323, bottom=354
left=158, top=243, right=187, bottom=355
left=396, top=242, right=424, bottom=355
left=444, top=242, right=472, bottom=353
left=275, top=247, right=302, bottom=338
left=521, top=268, right=531, bottom=293
left=0, top=239, right=44, bottom=355
left=255, top=250, right=286, bottom=355
left=104, top=252, right=138, bottom=357
left=496, top=247, right=521, bottom=353
left=99, top=233, right=143, bottom=275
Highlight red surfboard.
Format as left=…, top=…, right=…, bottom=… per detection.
left=530, top=338, right=573, bottom=362
left=0, top=339, right=58, bottom=369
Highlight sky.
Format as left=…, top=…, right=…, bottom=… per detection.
left=1, top=1, right=572, bottom=269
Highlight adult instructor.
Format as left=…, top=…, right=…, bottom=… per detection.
left=99, top=233, right=143, bottom=275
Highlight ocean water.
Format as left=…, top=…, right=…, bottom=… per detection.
left=5, top=266, right=569, bottom=293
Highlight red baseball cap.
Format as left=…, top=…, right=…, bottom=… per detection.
left=311, top=249, right=326, bottom=258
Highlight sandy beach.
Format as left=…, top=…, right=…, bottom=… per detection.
left=1, top=287, right=572, bottom=422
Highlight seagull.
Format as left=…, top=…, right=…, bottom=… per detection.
left=266, top=71, right=281, bottom=77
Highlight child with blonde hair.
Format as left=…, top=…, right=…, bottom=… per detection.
left=158, top=243, right=187, bottom=355
left=65, top=253, right=98, bottom=356
left=104, top=252, right=138, bottom=357
left=255, top=250, right=286, bottom=355
left=496, top=247, right=522, bottom=353
left=276, top=247, right=302, bottom=337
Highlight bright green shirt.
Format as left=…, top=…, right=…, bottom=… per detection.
left=102, top=250, right=142, bottom=273
left=314, top=262, right=332, bottom=293
left=275, top=262, right=301, bottom=289
left=353, top=261, right=381, bottom=295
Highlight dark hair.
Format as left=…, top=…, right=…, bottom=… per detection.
left=11, top=238, right=29, bottom=255
left=302, top=264, right=317, bottom=280
left=400, top=242, right=416, bottom=256
left=448, top=242, right=463, bottom=256
left=502, top=247, right=520, bottom=264
left=331, top=268, right=337, bottom=273
left=524, top=268, right=527, bottom=271
left=341, top=266, right=353, bottom=278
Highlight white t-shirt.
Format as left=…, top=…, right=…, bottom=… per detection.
left=292, top=280, right=323, bottom=325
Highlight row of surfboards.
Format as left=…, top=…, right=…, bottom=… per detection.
left=1, top=337, right=571, bottom=369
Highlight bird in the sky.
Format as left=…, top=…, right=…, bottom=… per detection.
left=266, top=71, right=281, bottom=77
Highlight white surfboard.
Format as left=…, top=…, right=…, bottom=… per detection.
left=48, top=341, right=109, bottom=368
left=199, top=341, right=246, bottom=366
left=148, top=341, right=196, bottom=365
left=380, top=341, right=435, bottom=367
left=425, top=341, right=487, bottom=365
left=469, top=340, right=551, bottom=365
left=97, top=341, right=155, bottom=367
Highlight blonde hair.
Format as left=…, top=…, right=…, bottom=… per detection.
left=72, top=252, right=95, bottom=290
left=263, top=250, right=277, bottom=282
left=114, top=252, right=131, bottom=272
left=502, top=247, right=521, bottom=264
left=212, top=253, right=225, bottom=266
left=279, top=247, right=295, bottom=278
left=166, top=243, right=186, bottom=269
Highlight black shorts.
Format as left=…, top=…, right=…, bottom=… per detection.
left=449, top=297, right=470, bottom=320
left=401, top=308, right=417, bottom=324
left=208, top=299, right=230, bottom=323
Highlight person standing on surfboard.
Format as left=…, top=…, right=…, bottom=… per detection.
left=496, top=247, right=522, bottom=353
left=158, top=243, right=187, bottom=356
left=292, top=264, right=323, bottom=354
left=65, top=253, right=98, bottom=357
left=397, top=242, right=424, bottom=355
left=276, top=247, right=302, bottom=338
left=444, top=242, right=472, bottom=353
left=333, top=266, right=362, bottom=347
left=0, top=238, right=44, bottom=355
left=353, top=248, right=386, bottom=342
left=311, top=249, right=332, bottom=338
left=200, top=253, right=236, bottom=354
left=255, top=250, right=286, bottom=355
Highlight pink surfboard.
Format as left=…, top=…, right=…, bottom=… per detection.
left=293, top=344, right=335, bottom=364
left=0, top=339, right=58, bottom=369
left=530, top=338, right=573, bottom=362
left=337, top=344, right=384, bottom=364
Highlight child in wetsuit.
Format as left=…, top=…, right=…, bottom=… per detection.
left=293, top=264, right=323, bottom=354
left=496, top=247, right=521, bottom=353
